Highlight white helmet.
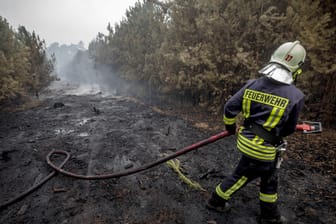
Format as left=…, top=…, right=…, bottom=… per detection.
left=270, top=40, right=306, bottom=73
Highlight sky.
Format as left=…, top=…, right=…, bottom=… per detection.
left=0, top=0, right=139, bottom=47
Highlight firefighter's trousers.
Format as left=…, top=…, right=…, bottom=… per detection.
left=215, top=155, right=280, bottom=218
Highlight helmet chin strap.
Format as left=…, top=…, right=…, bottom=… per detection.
left=292, top=68, right=302, bottom=85
left=293, top=68, right=302, bottom=80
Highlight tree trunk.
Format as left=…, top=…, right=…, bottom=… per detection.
left=320, top=74, right=336, bottom=128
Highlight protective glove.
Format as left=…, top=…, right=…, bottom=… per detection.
left=225, top=123, right=236, bottom=135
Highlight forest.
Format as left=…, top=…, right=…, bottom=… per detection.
left=0, top=16, right=55, bottom=108
left=1, top=0, right=335, bottom=127
left=88, top=0, right=336, bottom=127
left=0, top=1, right=335, bottom=223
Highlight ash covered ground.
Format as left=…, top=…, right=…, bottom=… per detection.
left=0, top=81, right=335, bottom=224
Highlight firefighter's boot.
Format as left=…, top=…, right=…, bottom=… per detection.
left=206, top=193, right=230, bottom=213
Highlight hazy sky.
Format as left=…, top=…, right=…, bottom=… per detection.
left=0, top=0, right=139, bottom=47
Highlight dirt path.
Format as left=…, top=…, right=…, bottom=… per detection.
left=0, top=82, right=335, bottom=224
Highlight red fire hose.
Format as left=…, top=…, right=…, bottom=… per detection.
left=0, top=121, right=322, bottom=211
left=0, top=130, right=231, bottom=210
left=46, top=131, right=231, bottom=180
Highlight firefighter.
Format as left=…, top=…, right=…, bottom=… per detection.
left=206, top=41, right=306, bottom=224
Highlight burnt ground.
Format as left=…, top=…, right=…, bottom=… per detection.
left=0, top=81, right=335, bottom=224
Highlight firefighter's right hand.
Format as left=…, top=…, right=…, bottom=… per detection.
left=225, top=124, right=236, bottom=135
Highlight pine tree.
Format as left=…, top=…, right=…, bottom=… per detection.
left=88, top=0, right=336, bottom=126
left=287, top=0, right=336, bottom=126
left=0, top=17, right=29, bottom=105
left=17, top=26, right=55, bottom=96
left=0, top=17, right=54, bottom=107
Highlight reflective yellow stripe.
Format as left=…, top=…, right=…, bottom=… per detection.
left=237, top=134, right=276, bottom=161
left=240, top=88, right=288, bottom=160
left=252, top=135, right=264, bottom=145
left=242, top=98, right=251, bottom=119
left=216, top=176, right=248, bottom=200
left=243, top=89, right=289, bottom=132
left=259, top=192, right=278, bottom=203
left=237, top=141, right=276, bottom=161
left=263, top=107, right=285, bottom=130
left=238, top=134, right=275, bottom=152
left=223, top=115, right=236, bottom=125
left=237, top=140, right=275, bottom=159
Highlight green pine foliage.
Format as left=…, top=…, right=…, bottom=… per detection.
left=89, top=0, right=335, bottom=126
left=287, top=0, right=336, bottom=124
left=0, top=17, right=29, bottom=104
left=0, top=16, right=54, bottom=108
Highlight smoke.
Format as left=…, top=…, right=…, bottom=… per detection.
left=46, top=42, right=158, bottom=104
left=62, top=54, right=123, bottom=96
left=47, top=42, right=126, bottom=96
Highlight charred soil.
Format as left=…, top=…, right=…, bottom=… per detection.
left=0, top=82, right=335, bottom=224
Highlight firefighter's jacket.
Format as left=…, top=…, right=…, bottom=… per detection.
left=223, top=76, right=305, bottom=162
